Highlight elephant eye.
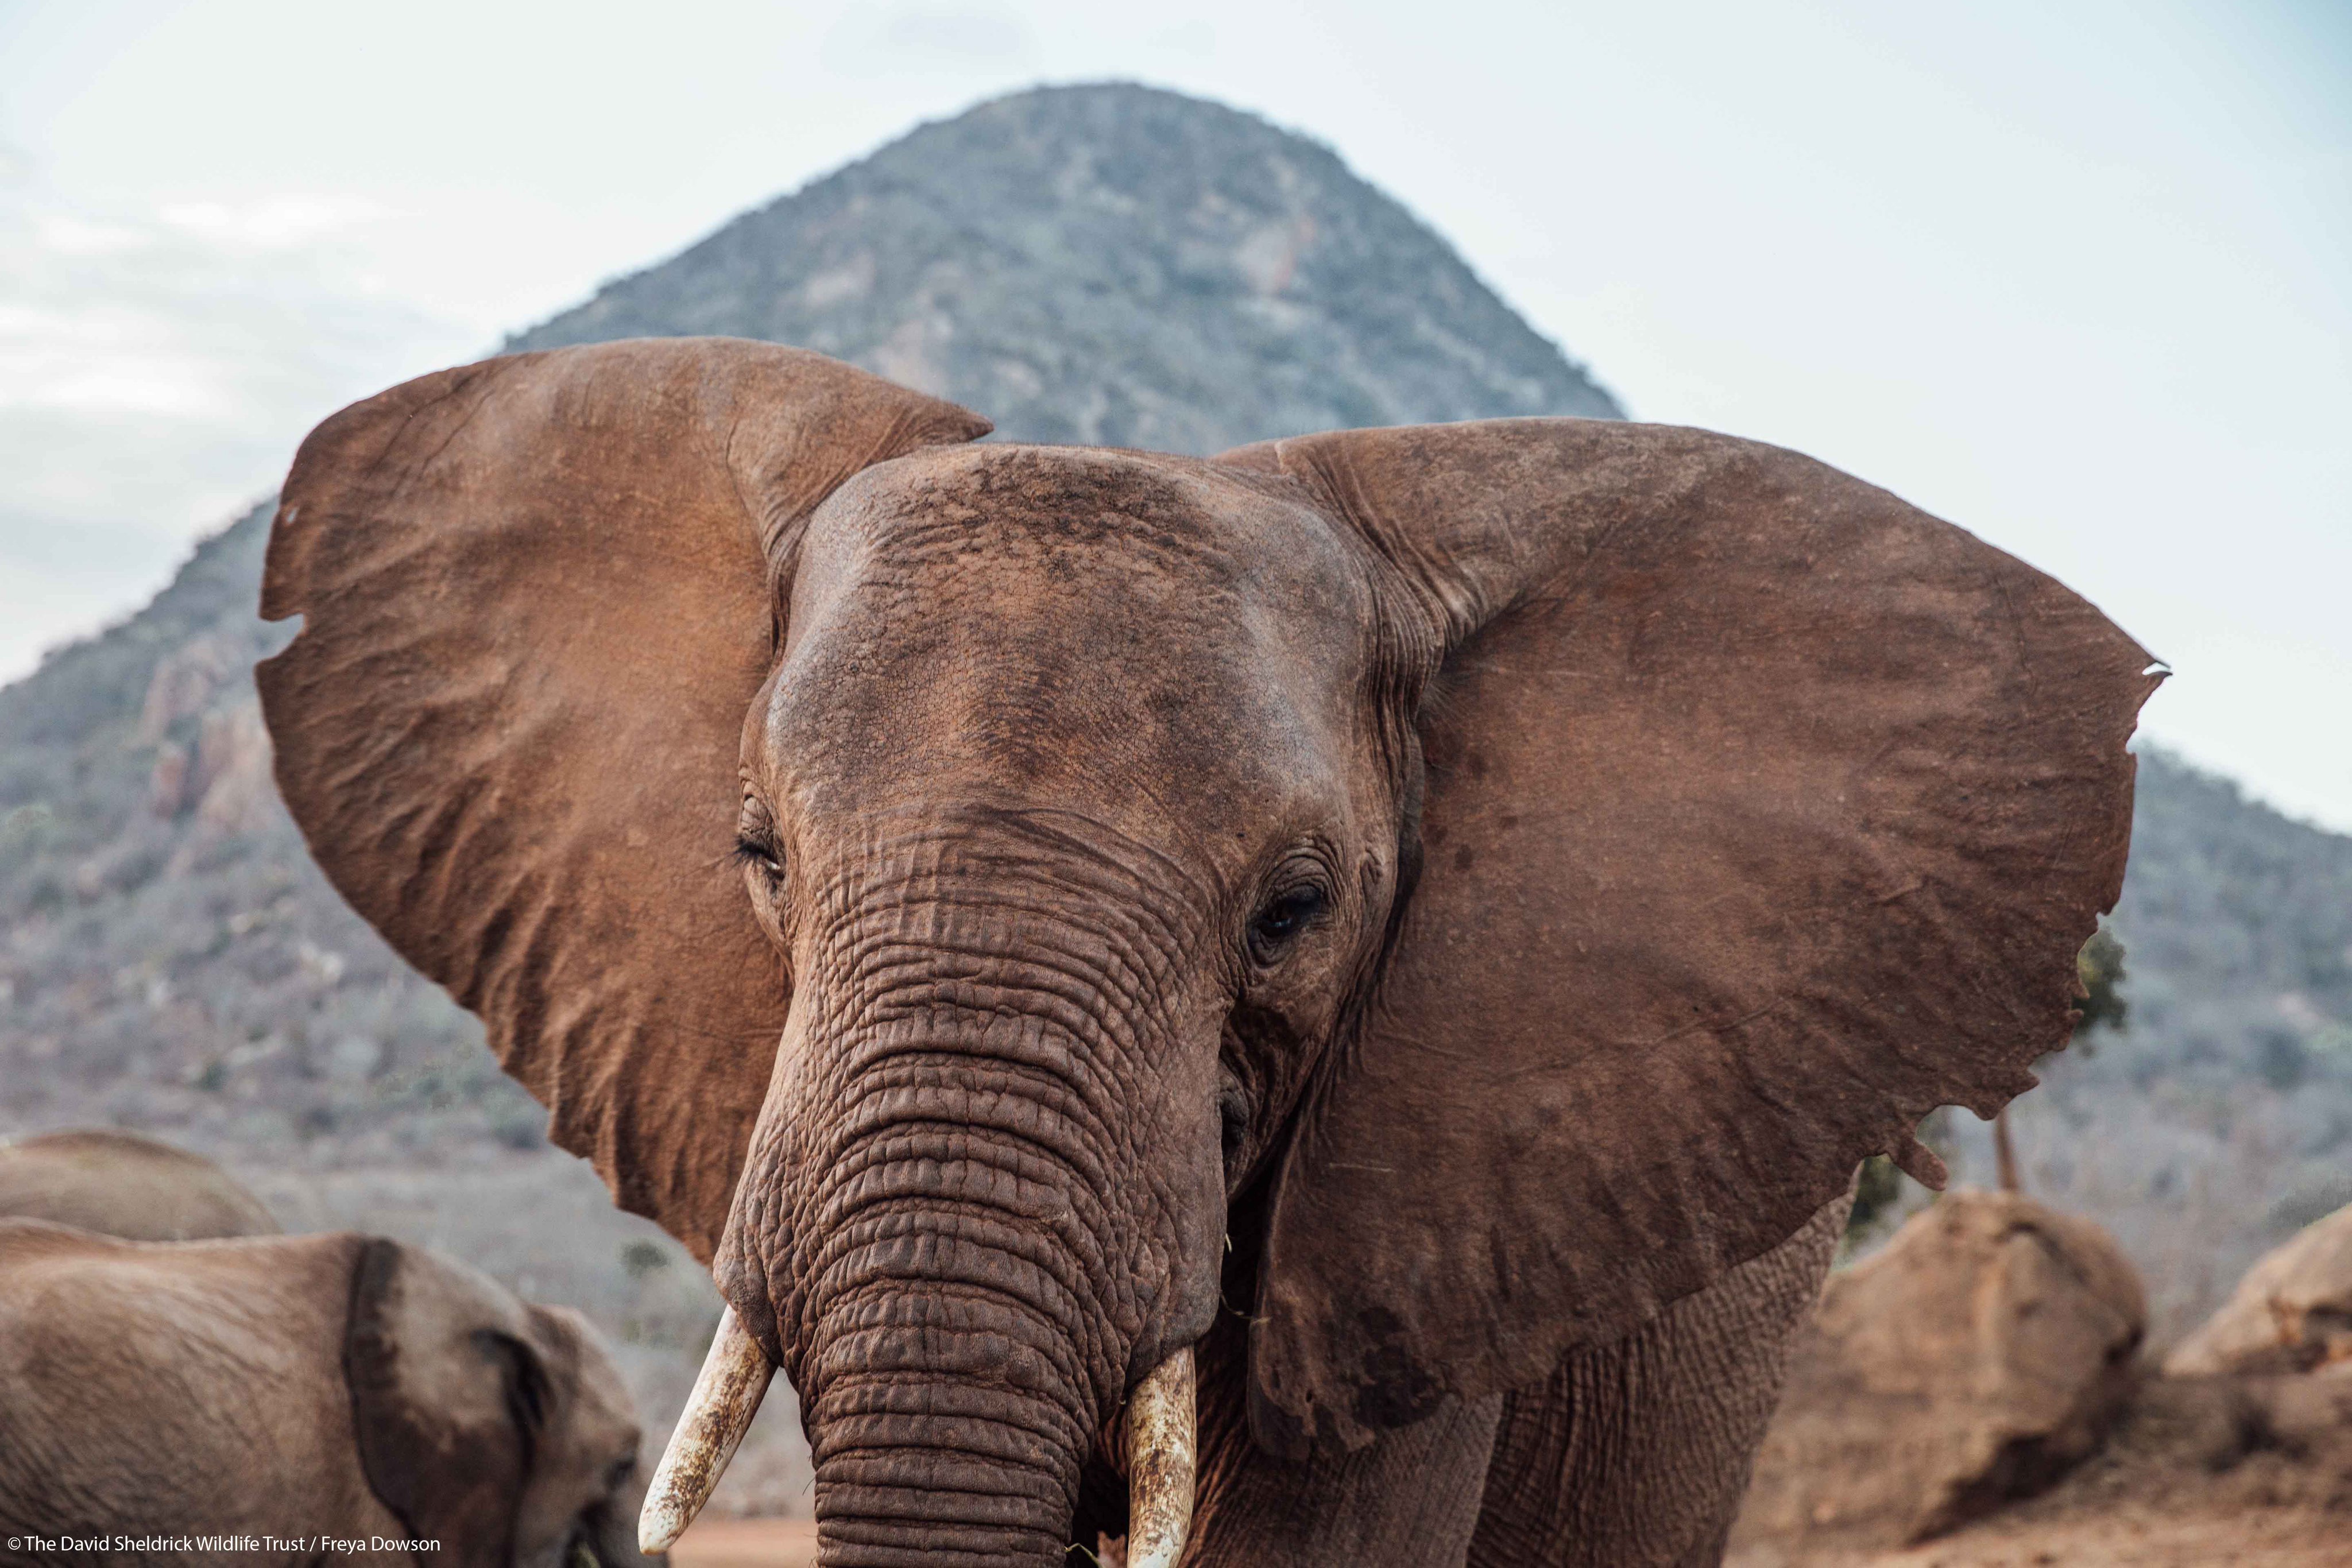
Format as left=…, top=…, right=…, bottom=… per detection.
left=733, top=833, right=786, bottom=883
left=734, top=796, right=786, bottom=886
left=1248, top=884, right=1328, bottom=965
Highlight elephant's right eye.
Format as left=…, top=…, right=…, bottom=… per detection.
left=736, top=796, right=786, bottom=886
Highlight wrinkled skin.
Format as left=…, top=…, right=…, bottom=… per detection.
left=0, top=1221, right=656, bottom=1568
left=0, top=1128, right=279, bottom=1241
left=1133, top=1186, right=1855, bottom=1566
left=258, top=339, right=2160, bottom=1565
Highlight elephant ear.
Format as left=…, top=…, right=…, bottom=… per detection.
left=1220, top=419, right=2160, bottom=1451
left=260, top=339, right=989, bottom=1259
left=343, top=1239, right=551, bottom=1568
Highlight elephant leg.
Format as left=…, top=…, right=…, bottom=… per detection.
left=1467, top=1191, right=1853, bottom=1568
left=1182, top=1299, right=1503, bottom=1567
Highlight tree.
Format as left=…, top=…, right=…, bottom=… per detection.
left=1993, top=923, right=2126, bottom=1191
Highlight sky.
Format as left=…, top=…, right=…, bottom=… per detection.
left=2, top=0, right=2347, bottom=827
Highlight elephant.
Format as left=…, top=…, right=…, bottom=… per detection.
left=0, top=1128, right=280, bottom=1241
left=254, top=336, right=2158, bottom=1566
left=0, top=1219, right=657, bottom=1568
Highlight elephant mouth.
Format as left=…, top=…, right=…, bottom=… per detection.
left=637, top=1307, right=1200, bottom=1563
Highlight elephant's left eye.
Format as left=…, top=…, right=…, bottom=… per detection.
left=1248, top=884, right=1328, bottom=964
left=733, top=833, right=785, bottom=884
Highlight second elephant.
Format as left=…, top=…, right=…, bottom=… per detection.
left=0, top=1219, right=658, bottom=1568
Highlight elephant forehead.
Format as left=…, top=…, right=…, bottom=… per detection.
left=764, top=448, right=1372, bottom=834
left=808, top=444, right=1370, bottom=619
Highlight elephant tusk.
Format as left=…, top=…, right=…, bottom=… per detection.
left=639, top=1305, right=775, bottom=1555
left=1125, top=1345, right=1197, bottom=1568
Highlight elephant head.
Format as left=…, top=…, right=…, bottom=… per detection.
left=259, top=338, right=2157, bottom=1565
left=343, top=1238, right=655, bottom=1568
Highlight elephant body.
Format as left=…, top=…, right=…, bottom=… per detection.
left=1152, top=1192, right=1852, bottom=1566
left=0, top=1221, right=653, bottom=1568
left=0, top=1129, right=278, bottom=1242
left=257, top=337, right=2158, bottom=1565
left=1468, top=1194, right=1855, bottom=1566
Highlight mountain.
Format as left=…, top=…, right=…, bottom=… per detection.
left=1, top=79, right=2345, bottom=1473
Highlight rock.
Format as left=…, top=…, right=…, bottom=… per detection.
left=2166, top=1202, right=2352, bottom=1376
left=1731, top=1190, right=2146, bottom=1552
left=136, top=629, right=241, bottom=746
left=189, top=699, right=275, bottom=838
left=148, top=742, right=190, bottom=818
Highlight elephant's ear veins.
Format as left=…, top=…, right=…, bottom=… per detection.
left=1220, top=418, right=2158, bottom=1451
left=260, top=338, right=988, bottom=1260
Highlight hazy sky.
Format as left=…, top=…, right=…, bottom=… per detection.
left=3, top=1, right=2347, bottom=827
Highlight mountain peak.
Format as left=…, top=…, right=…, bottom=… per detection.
left=505, top=80, right=1620, bottom=451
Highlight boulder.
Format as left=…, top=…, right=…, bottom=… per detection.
left=2166, top=1202, right=2352, bottom=1376
left=1731, top=1190, right=2145, bottom=1552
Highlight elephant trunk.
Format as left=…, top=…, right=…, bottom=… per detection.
left=683, top=876, right=1222, bottom=1565
left=785, top=1014, right=1129, bottom=1568
left=594, top=1442, right=667, bottom=1566
left=805, top=1337, right=1089, bottom=1564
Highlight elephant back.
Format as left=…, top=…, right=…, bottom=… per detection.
left=0, top=1128, right=281, bottom=1241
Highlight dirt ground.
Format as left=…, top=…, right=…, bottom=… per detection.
left=1831, top=1511, right=2346, bottom=1567
left=668, top=1518, right=819, bottom=1568
left=669, top=1499, right=2346, bottom=1568
left=666, top=1375, right=2351, bottom=1567
left=671, top=1511, right=2347, bottom=1568
left=1731, top=1373, right=2352, bottom=1568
